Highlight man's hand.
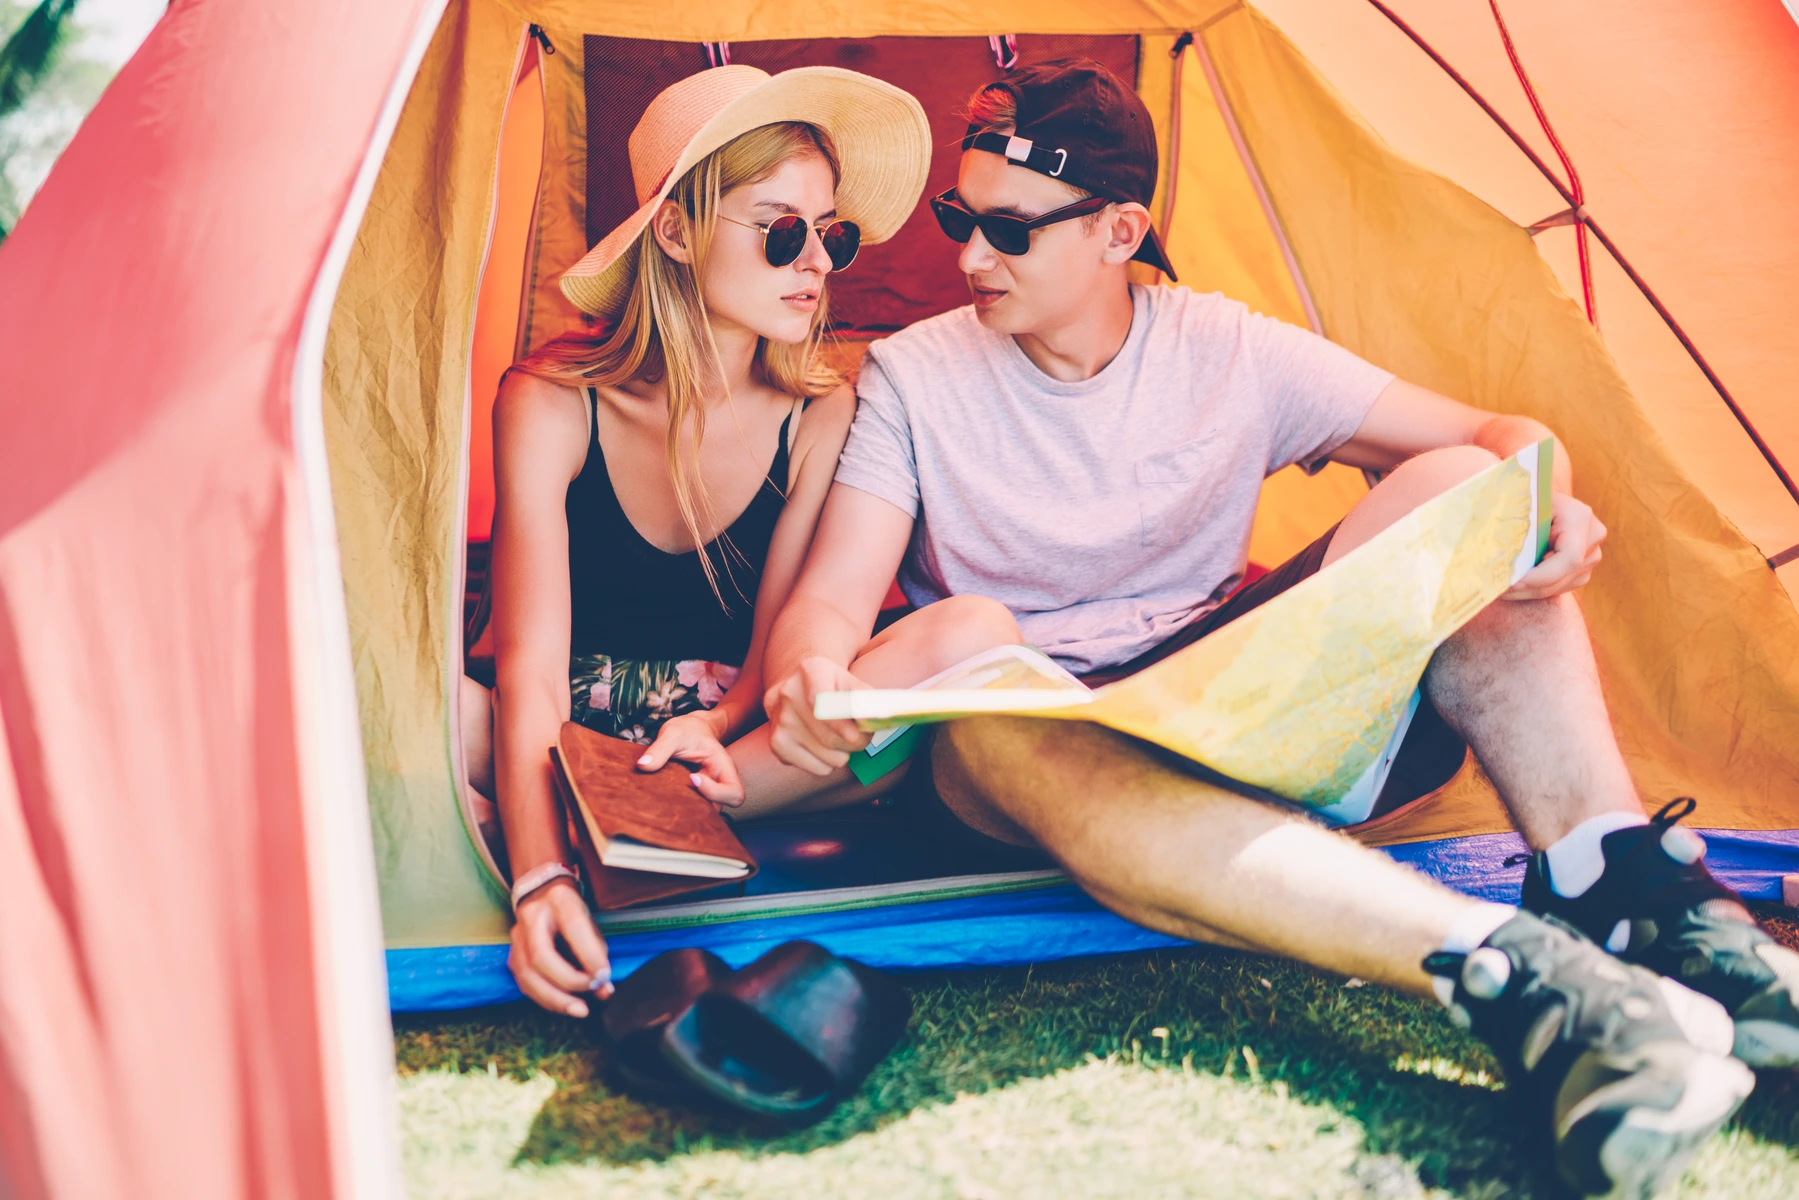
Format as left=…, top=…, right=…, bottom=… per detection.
left=764, top=656, right=873, bottom=775
left=634, top=712, right=744, bottom=806
left=508, top=878, right=611, bottom=1018
left=1504, top=491, right=1605, bottom=601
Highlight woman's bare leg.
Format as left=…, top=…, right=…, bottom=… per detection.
left=458, top=674, right=504, bottom=850
left=460, top=675, right=496, bottom=799
left=730, top=595, right=1023, bottom=819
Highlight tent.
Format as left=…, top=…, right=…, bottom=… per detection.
left=1, top=0, right=1795, bottom=1195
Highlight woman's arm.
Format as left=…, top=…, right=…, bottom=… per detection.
left=722, top=387, right=856, bottom=735
left=488, top=370, right=611, bottom=1015
left=635, top=386, right=857, bottom=800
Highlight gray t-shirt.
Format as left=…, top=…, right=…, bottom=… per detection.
left=834, top=284, right=1394, bottom=673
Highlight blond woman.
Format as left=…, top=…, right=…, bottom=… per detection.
left=463, top=67, right=1019, bottom=1018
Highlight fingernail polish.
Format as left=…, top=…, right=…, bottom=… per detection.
left=567, top=1001, right=589, bottom=1019
left=590, top=971, right=610, bottom=991
left=689, top=772, right=704, bottom=789
left=637, top=755, right=652, bottom=767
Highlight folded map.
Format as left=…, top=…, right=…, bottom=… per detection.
left=819, top=440, right=1553, bottom=807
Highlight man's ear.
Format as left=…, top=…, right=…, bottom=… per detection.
left=1100, top=202, right=1153, bottom=267
left=650, top=200, right=694, bottom=265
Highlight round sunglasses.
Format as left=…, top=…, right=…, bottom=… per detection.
left=929, top=188, right=1112, bottom=256
left=718, top=213, right=862, bottom=272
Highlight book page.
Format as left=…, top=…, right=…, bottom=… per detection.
left=600, top=835, right=749, bottom=879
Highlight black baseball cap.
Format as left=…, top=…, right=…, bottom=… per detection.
left=962, top=58, right=1176, bottom=279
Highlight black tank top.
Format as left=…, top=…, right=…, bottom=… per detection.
left=566, top=388, right=794, bottom=665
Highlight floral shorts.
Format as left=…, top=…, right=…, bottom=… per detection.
left=569, top=654, right=741, bottom=746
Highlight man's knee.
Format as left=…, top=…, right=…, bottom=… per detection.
left=1331, top=446, right=1503, bottom=565
left=1388, top=444, right=1501, bottom=495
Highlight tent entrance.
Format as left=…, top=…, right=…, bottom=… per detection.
left=319, top=4, right=1799, bottom=1009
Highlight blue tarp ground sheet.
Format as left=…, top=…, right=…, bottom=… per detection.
left=387, top=816, right=1799, bottom=1013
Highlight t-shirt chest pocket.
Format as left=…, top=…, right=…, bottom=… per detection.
left=1134, top=433, right=1231, bottom=548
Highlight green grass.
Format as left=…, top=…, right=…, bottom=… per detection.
left=395, top=907, right=1799, bottom=1198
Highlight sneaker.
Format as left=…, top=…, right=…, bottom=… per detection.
left=1518, top=798, right=1799, bottom=1068
left=1424, top=911, right=1752, bottom=1199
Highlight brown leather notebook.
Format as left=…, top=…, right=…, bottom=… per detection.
left=550, top=722, right=756, bottom=910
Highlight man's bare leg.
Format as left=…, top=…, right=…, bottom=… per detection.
left=934, top=716, right=1494, bottom=995
left=1425, top=597, right=1642, bottom=843
left=928, top=445, right=1639, bottom=995
left=1323, top=445, right=1644, bottom=845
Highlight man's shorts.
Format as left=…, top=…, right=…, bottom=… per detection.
left=896, top=525, right=1470, bottom=869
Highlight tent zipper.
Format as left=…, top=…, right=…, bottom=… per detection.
left=529, top=24, right=555, bottom=55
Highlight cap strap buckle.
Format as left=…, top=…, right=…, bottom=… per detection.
left=964, top=130, right=1071, bottom=180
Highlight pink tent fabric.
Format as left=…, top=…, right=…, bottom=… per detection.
left=0, top=1, right=423, bottom=1196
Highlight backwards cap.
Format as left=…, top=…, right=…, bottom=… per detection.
left=962, top=58, right=1175, bottom=279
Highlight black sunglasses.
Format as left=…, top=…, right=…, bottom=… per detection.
left=718, top=213, right=861, bottom=272
left=929, top=188, right=1112, bottom=256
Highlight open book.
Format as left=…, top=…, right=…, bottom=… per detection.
left=824, top=440, right=1553, bottom=809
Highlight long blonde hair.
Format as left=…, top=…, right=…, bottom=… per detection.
left=515, top=122, right=844, bottom=600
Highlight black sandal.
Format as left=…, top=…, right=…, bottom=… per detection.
left=659, top=942, right=911, bottom=1123
left=599, top=947, right=732, bottom=1098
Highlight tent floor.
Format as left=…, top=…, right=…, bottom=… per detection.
left=387, top=803, right=1799, bottom=1012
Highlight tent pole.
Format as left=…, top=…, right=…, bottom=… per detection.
left=1191, top=16, right=1324, bottom=336
left=1485, top=0, right=1596, bottom=328
left=1361, top=0, right=1799, bottom=515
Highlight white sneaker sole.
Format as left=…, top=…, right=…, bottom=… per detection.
left=1589, top=1052, right=1754, bottom=1200
left=1732, top=1018, right=1799, bottom=1068
left=1655, top=978, right=1735, bottom=1057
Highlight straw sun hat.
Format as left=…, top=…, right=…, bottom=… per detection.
left=559, top=65, right=932, bottom=316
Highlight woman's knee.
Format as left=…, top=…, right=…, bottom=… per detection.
left=921, top=594, right=1023, bottom=658
left=460, top=675, right=495, bottom=797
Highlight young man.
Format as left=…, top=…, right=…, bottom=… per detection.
left=761, top=61, right=1798, bottom=1194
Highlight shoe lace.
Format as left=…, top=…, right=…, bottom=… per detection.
left=1501, top=799, right=1697, bottom=873
left=1621, top=797, right=1745, bottom=928
left=1650, top=796, right=1698, bottom=831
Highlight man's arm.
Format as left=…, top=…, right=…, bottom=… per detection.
left=1331, top=378, right=1600, bottom=600
left=761, top=482, right=917, bottom=774
left=1329, top=378, right=1572, bottom=491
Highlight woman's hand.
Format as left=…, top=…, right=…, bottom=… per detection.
left=635, top=711, right=746, bottom=806
left=508, top=878, right=612, bottom=1018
